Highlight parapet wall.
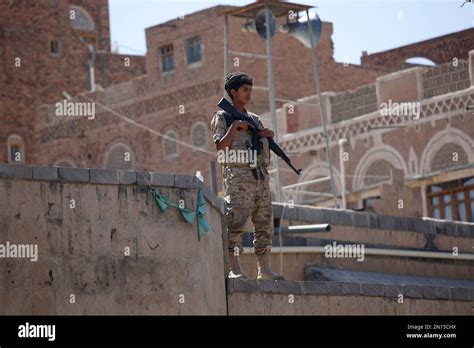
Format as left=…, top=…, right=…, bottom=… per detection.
left=275, top=49, right=474, bottom=132
left=1, top=164, right=472, bottom=315
left=0, top=164, right=226, bottom=315
left=227, top=279, right=473, bottom=315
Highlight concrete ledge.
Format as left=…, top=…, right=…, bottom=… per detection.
left=150, top=172, right=175, bottom=187
left=305, top=266, right=474, bottom=289
left=174, top=175, right=198, bottom=189
left=227, top=279, right=474, bottom=301
left=119, top=170, right=137, bottom=185
left=0, top=164, right=33, bottom=179
left=90, top=169, right=120, bottom=184
left=32, top=166, right=58, bottom=181
left=273, top=203, right=474, bottom=237
left=0, top=163, right=224, bottom=214
left=136, top=171, right=151, bottom=186
left=58, top=167, right=90, bottom=182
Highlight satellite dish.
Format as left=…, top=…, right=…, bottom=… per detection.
left=241, top=8, right=276, bottom=40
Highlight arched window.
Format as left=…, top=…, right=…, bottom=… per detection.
left=163, top=130, right=179, bottom=158
left=104, top=143, right=134, bottom=170
left=420, top=128, right=474, bottom=174
left=431, top=143, right=468, bottom=172
left=191, top=122, right=207, bottom=149
left=353, top=145, right=407, bottom=191
left=7, top=135, right=24, bottom=163
left=293, top=161, right=341, bottom=206
left=363, top=160, right=396, bottom=187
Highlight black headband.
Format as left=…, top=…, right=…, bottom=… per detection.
left=225, top=72, right=252, bottom=92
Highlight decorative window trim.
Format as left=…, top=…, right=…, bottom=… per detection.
left=293, top=160, right=341, bottom=205
left=191, top=122, right=208, bottom=149
left=103, top=142, right=135, bottom=170
left=54, top=159, right=76, bottom=168
left=353, top=145, right=407, bottom=191
left=419, top=127, right=474, bottom=174
left=7, top=134, right=24, bottom=164
left=163, top=130, right=179, bottom=159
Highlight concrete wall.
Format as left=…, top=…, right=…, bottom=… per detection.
left=227, top=279, right=473, bottom=315
left=0, top=164, right=227, bottom=315
left=240, top=202, right=474, bottom=281
left=1, top=163, right=472, bottom=315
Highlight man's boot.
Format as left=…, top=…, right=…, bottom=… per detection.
left=257, top=254, right=285, bottom=280
left=228, top=253, right=247, bottom=279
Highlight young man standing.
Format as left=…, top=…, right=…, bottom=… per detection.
left=210, top=72, right=284, bottom=280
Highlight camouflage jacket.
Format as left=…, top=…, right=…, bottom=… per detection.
left=210, top=109, right=271, bottom=179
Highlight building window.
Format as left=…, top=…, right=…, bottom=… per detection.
left=160, top=44, right=175, bottom=73
left=362, top=197, right=378, bottom=211
left=7, top=135, right=24, bottom=163
left=104, top=143, right=134, bottom=170
left=427, top=177, right=474, bottom=222
left=163, top=130, right=179, bottom=158
left=49, top=40, right=61, bottom=56
left=186, top=36, right=202, bottom=65
left=191, top=123, right=207, bottom=148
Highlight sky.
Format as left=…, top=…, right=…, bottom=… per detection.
left=109, top=0, right=473, bottom=65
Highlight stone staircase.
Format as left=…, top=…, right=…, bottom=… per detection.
left=237, top=204, right=473, bottom=313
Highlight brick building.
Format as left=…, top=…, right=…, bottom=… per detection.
left=4, top=1, right=474, bottom=222
left=33, top=3, right=389, bottom=182
left=0, top=0, right=146, bottom=165
left=274, top=54, right=474, bottom=222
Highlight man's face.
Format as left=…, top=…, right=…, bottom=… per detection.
left=231, top=84, right=252, bottom=105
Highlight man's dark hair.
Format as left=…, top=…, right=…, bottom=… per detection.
left=225, top=72, right=253, bottom=99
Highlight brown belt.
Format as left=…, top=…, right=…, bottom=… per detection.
left=225, top=163, right=268, bottom=177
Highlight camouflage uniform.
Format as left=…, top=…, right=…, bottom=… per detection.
left=210, top=110, right=273, bottom=256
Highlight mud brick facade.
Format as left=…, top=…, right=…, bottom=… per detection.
left=32, top=4, right=392, bottom=184
left=0, top=0, right=146, bottom=164
left=2, top=1, right=474, bottom=221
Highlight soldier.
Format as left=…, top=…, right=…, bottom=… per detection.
left=210, top=72, right=284, bottom=280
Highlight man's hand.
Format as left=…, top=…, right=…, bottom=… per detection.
left=259, top=128, right=274, bottom=138
left=232, top=120, right=253, bottom=131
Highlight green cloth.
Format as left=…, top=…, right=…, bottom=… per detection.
left=153, top=189, right=213, bottom=240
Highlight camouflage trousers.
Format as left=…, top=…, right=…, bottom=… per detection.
left=223, top=166, right=273, bottom=256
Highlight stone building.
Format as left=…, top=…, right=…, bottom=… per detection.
left=274, top=50, right=474, bottom=222
left=33, top=3, right=391, bottom=187
left=3, top=1, right=474, bottom=223
left=0, top=0, right=146, bottom=165
left=0, top=1, right=472, bottom=317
